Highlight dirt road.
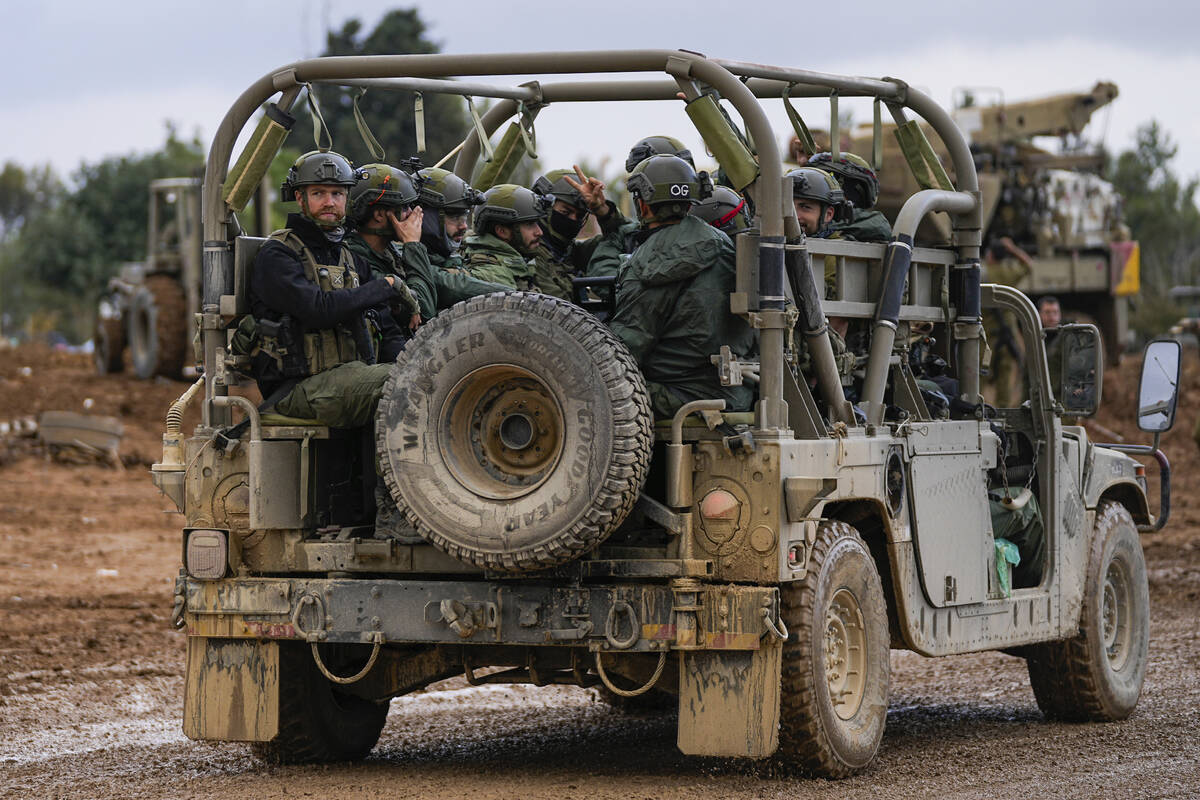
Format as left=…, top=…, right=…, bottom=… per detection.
left=2, top=346, right=1199, bottom=799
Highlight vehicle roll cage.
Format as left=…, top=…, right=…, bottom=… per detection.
left=201, top=50, right=982, bottom=436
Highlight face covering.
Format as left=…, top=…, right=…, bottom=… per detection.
left=548, top=208, right=586, bottom=241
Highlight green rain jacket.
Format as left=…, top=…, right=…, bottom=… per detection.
left=830, top=208, right=892, bottom=243
left=585, top=219, right=640, bottom=279
left=462, top=232, right=540, bottom=291
left=609, top=214, right=756, bottom=418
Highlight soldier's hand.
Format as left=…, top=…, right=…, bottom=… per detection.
left=564, top=165, right=608, bottom=216
left=388, top=207, right=424, bottom=243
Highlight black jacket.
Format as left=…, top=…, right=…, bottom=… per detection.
left=249, top=213, right=405, bottom=395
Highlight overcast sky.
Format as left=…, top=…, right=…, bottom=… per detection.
left=5, top=1, right=1200, bottom=192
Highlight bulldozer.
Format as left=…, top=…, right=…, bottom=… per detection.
left=95, top=177, right=272, bottom=379
left=851, top=81, right=1138, bottom=365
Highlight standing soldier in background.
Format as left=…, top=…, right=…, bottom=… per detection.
left=982, top=237, right=1035, bottom=407
left=462, top=185, right=548, bottom=290
left=246, top=150, right=408, bottom=429
left=608, top=154, right=755, bottom=418
left=529, top=166, right=629, bottom=300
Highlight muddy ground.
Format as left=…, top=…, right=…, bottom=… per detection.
left=1, top=344, right=1198, bottom=800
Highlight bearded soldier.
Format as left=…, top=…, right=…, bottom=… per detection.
left=246, top=150, right=408, bottom=429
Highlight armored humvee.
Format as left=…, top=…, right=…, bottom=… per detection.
left=152, top=51, right=1178, bottom=777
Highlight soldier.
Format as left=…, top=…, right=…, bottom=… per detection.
left=808, top=151, right=892, bottom=243
left=414, top=167, right=482, bottom=271
left=247, top=150, right=408, bottom=429
left=586, top=135, right=695, bottom=279
left=691, top=185, right=752, bottom=237
left=982, top=237, right=1035, bottom=407
left=786, top=165, right=850, bottom=238
left=608, top=154, right=755, bottom=418
left=461, top=185, right=549, bottom=290
left=529, top=166, right=629, bottom=300
left=344, top=163, right=425, bottom=333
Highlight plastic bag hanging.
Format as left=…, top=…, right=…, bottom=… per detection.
left=352, top=88, right=386, bottom=162
left=304, top=84, right=333, bottom=153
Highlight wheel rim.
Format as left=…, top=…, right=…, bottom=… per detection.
left=441, top=364, right=565, bottom=500
left=825, top=587, right=867, bottom=720
left=1101, top=556, right=1134, bottom=672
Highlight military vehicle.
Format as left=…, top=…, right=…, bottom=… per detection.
left=153, top=52, right=1176, bottom=777
left=95, top=177, right=271, bottom=379
left=94, top=178, right=200, bottom=379
left=851, top=81, right=1137, bottom=365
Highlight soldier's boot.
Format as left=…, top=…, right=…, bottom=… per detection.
left=374, top=482, right=424, bottom=543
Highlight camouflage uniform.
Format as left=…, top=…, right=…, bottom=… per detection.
left=984, top=257, right=1031, bottom=408
left=534, top=203, right=630, bottom=300
left=462, top=232, right=540, bottom=291
left=609, top=215, right=755, bottom=418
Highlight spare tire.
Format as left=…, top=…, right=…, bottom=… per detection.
left=377, top=292, right=653, bottom=573
left=128, top=275, right=188, bottom=379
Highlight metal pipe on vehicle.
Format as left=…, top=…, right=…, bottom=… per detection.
left=861, top=190, right=976, bottom=425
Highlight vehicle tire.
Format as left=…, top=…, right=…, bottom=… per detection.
left=94, top=315, right=125, bottom=375
left=128, top=275, right=187, bottom=379
left=778, top=521, right=890, bottom=777
left=377, top=292, right=653, bottom=573
left=1026, top=501, right=1148, bottom=721
left=251, top=641, right=389, bottom=764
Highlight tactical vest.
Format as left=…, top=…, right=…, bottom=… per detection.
left=238, top=229, right=365, bottom=379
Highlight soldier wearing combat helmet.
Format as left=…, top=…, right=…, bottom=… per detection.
left=462, top=184, right=550, bottom=290
left=807, top=151, right=892, bottom=242
left=528, top=166, right=630, bottom=300
left=344, top=162, right=425, bottom=333
left=691, top=185, right=752, bottom=237
left=247, top=149, right=408, bottom=429
left=586, top=135, right=696, bottom=279
left=608, top=154, right=755, bottom=418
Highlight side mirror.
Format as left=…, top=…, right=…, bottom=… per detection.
left=1137, top=338, right=1182, bottom=432
left=1057, top=323, right=1103, bottom=417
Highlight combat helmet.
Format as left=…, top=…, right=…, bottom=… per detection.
left=280, top=150, right=360, bottom=202
left=532, top=169, right=590, bottom=241
left=416, top=167, right=484, bottom=213
left=625, top=135, right=695, bottom=173
left=349, top=163, right=421, bottom=226
left=808, top=152, right=880, bottom=210
left=787, top=166, right=852, bottom=225
left=691, top=186, right=751, bottom=236
left=474, top=184, right=551, bottom=234
left=627, top=154, right=711, bottom=222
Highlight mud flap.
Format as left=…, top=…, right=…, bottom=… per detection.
left=677, top=644, right=781, bottom=758
left=183, top=636, right=279, bottom=742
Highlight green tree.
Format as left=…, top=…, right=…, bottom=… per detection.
left=0, top=126, right=205, bottom=341
left=0, top=162, right=61, bottom=239
left=1109, top=121, right=1200, bottom=292
left=301, top=9, right=469, bottom=166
